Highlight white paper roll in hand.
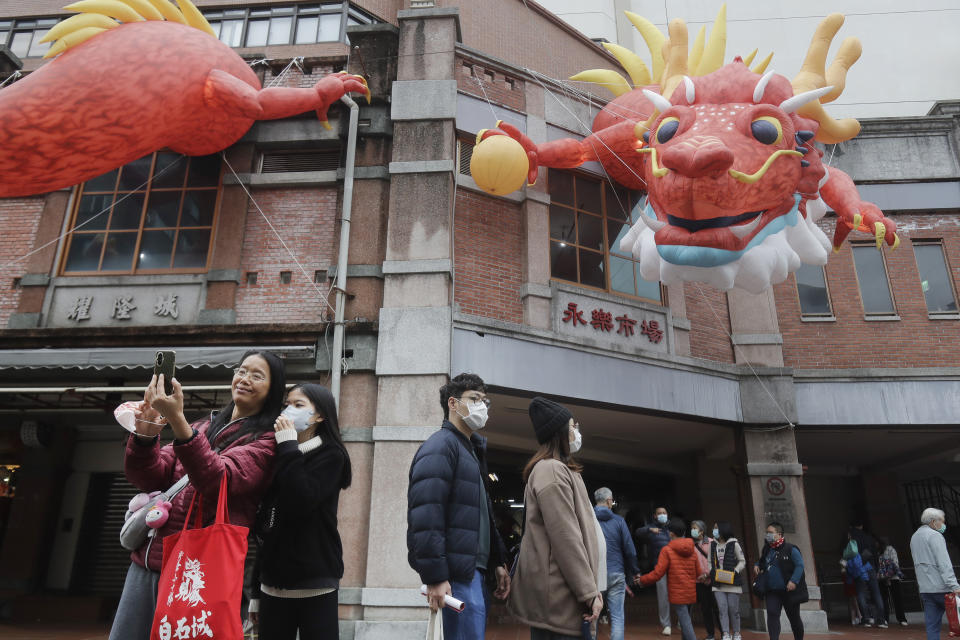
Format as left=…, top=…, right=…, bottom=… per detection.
left=420, top=585, right=465, bottom=612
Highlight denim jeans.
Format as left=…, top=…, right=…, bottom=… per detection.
left=444, top=569, right=489, bottom=640
left=855, top=575, right=887, bottom=624
left=921, top=592, right=947, bottom=640
left=605, top=573, right=626, bottom=640
left=673, top=603, right=696, bottom=640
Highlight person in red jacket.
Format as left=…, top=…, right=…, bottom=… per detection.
left=636, top=518, right=699, bottom=640
left=109, top=350, right=286, bottom=640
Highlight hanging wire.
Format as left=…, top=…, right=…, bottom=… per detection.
left=0, top=156, right=186, bottom=273
left=220, top=155, right=337, bottom=316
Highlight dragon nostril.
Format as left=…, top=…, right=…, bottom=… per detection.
left=661, top=142, right=734, bottom=178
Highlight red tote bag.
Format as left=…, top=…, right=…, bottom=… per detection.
left=947, top=593, right=960, bottom=637
left=151, top=473, right=248, bottom=640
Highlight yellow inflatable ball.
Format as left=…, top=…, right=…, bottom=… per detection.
left=470, top=135, right=529, bottom=196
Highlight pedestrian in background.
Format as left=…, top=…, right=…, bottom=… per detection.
left=754, top=522, right=807, bottom=640
left=910, top=508, right=960, bottom=640
left=843, top=529, right=887, bottom=628
left=636, top=518, right=699, bottom=640
left=595, top=488, right=639, bottom=640
left=636, top=507, right=673, bottom=634
left=877, top=536, right=908, bottom=627
left=690, top=520, right=720, bottom=640
left=509, top=397, right=601, bottom=640
left=711, top=522, right=745, bottom=640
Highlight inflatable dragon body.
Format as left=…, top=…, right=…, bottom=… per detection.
left=478, top=7, right=899, bottom=293
left=0, top=0, right=369, bottom=198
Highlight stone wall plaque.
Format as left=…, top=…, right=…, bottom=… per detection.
left=761, top=476, right=797, bottom=534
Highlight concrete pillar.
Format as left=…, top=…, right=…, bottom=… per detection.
left=736, top=423, right=828, bottom=633
left=666, top=283, right=691, bottom=356
left=727, top=288, right=783, bottom=367
left=360, top=8, right=461, bottom=640
left=520, top=82, right=552, bottom=329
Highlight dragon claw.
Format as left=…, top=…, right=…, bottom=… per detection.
left=852, top=213, right=862, bottom=231
left=874, top=222, right=886, bottom=249
left=892, top=234, right=901, bottom=251
left=320, top=120, right=332, bottom=131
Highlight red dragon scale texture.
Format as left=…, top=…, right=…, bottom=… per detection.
left=0, top=19, right=368, bottom=198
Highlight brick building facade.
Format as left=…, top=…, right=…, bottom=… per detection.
left=0, top=0, right=958, bottom=637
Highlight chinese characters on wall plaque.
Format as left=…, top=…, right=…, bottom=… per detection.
left=48, top=283, right=202, bottom=327
left=552, top=286, right=670, bottom=354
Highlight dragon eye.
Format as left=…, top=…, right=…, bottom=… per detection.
left=751, top=116, right=783, bottom=145
left=656, top=117, right=680, bottom=144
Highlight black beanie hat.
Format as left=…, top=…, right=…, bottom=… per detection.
left=528, top=396, right=573, bottom=444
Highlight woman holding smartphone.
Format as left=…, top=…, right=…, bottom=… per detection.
left=509, top=396, right=601, bottom=640
left=109, top=350, right=285, bottom=640
left=248, top=383, right=352, bottom=640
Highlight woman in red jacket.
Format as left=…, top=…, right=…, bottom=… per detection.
left=109, top=350, right=286, bottom=640
left=636, top=518, right=699, bottom=640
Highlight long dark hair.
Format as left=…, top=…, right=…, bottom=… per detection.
left=207, top=350, right=286, bottom=448
left=290, top=383, right=352, bottom=489
left=521, top=423, right=581, bottom=483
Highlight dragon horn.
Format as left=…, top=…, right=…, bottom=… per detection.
left=642, top=89, right=672, bottom=114
left=752, top=70, right=775, bottom=103
left=682, top=76, right=695, bottom=104
left=779, top=86, right=833, bottom=113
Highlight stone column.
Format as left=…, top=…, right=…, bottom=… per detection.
left=519, top=82, right=552, bottom=329
left=359, top=8, right=460, bottom=640
left=728, top=287, right=826, bottom=630
left=727, top=288, right=784, bottom=366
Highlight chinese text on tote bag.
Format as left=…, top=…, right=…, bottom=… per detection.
left=151, top=473, right=248, bottom=640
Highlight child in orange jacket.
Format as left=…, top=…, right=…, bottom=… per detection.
left=637, top=518, right=699, bottom=640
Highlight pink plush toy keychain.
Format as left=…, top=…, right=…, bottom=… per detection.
left=145, top=500, right=173, bottom=529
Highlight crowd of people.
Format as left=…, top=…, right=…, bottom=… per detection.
left=407, top=373, right=820, bottom=640
left=106, top=363, right=960, bottom=640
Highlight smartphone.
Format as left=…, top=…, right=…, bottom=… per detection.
left=153, top=351, right=176, bottom=395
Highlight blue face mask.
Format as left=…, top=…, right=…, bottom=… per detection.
left=282, top=405, right=315, bottom=432
left=657, top=514, right=668, bottom=524
left=713, top=528, right=720, bottom=539
left=939, top=524, right=948, bottom=535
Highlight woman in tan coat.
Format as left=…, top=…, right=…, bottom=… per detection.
left=508, top=397, right=602, bottom=640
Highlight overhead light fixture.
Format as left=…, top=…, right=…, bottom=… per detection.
left=488, top=473, right=499, bottom=482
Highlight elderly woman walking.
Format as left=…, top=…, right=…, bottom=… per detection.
left=910, top=508, right=960, bottom=640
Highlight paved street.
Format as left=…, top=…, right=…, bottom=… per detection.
left=0, top=620, right=945, bottom=640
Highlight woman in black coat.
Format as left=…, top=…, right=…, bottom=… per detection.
left=249, top=383, right=352, bottom=640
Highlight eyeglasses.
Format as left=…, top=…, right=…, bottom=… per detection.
left=459, top=396, right=492, bottom=408
left=233, top=368, right=267, bottom=384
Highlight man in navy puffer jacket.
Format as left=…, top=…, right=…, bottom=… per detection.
left=407, top=373, right=509, bottom=640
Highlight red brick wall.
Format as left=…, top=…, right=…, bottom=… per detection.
left=457, top=57, right=526, bottom=113
left=454, top=190, right=523, bottom=324
left=0, top=198, right=44, bottom=327
left=776, top=212, right=960, bottom=369
left=235, top=187, right=338, bottom=324
left=684, top=284, right=735, bottom=363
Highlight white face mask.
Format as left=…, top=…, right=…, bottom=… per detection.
left=569, top=427, right=582, bottom=454
left=458, top=399, right=489, bottom=430
left=282, top=405, right=315, bottom=432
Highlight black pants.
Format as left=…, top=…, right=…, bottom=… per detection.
left=696, top=582, right=720, bottom=638
left=881, top=579, right=908, bottom=624
left=259, top=590, right=339, bottom=640
left=764, top=591, right=803, bottom=640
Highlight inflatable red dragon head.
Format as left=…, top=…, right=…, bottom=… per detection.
left=472, top=7, right=899, bottom=293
